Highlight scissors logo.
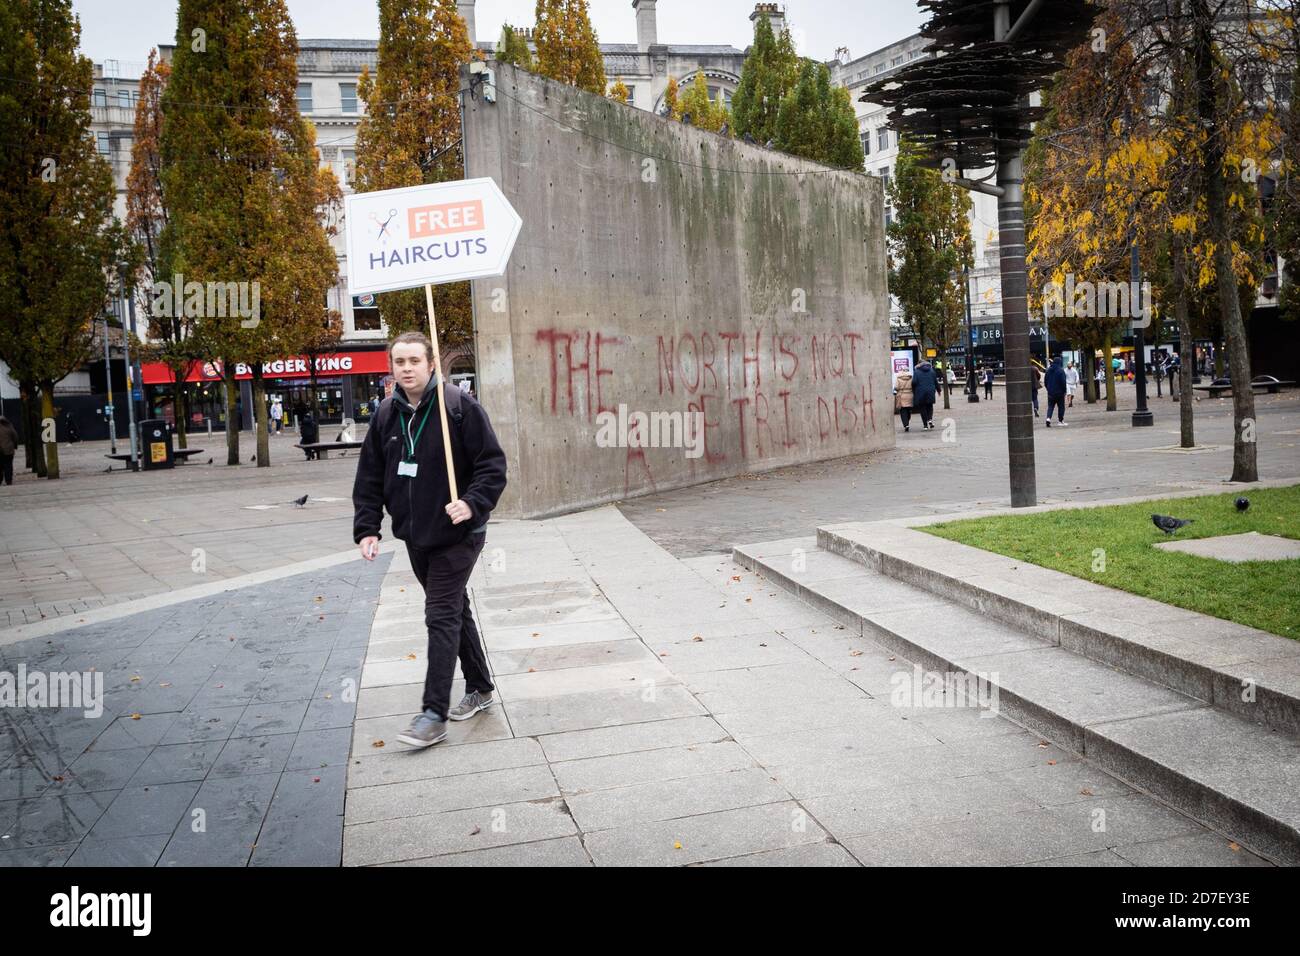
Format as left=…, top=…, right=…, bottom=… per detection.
left=369, top=207, right=399, bottom=244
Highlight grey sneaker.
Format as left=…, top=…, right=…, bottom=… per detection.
left=449, top=690, right=495, bottom=721
left=396, top=711, right=447, bottom=748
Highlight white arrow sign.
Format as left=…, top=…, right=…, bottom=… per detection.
left=344, top=177, right=522, bottom=296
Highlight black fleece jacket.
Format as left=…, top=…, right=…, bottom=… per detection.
left=352, top=383, right=508, bottom=551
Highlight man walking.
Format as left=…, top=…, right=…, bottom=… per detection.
left=982, top=365, right=994, bottom=400
left=1065, top=361, right=1080, bottom=407
left=1044, top=356, right=1068, bottom=427
left=0, top=415, right=18, bottom=486
left=353, top=331, right=508, bottom=749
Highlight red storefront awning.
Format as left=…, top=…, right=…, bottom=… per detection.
left=142, top=350, right=391, bottom=385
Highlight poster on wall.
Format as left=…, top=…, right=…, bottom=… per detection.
left=890, top=350, right=915, bottom=389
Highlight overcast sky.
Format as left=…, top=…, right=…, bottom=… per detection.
left=72, top=0, right=926, bottom=72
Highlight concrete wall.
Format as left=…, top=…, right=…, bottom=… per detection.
left=464, top=63, right=893, bottom=518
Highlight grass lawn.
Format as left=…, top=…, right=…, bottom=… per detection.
left=921, top=485, right=1300, bottom=640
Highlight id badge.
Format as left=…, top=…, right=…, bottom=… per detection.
left=398, top=460, right=418, bottom=478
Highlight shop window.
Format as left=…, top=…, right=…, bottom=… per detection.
left=352, top=293, right=381, bottom=331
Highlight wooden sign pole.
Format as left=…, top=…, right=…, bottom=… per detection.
left=424, top=283, right=460, bottom=503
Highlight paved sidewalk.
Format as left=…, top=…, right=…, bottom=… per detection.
left=343, top=507, right=1267, bottom=867
left=0, top=555, right=388, bottom=866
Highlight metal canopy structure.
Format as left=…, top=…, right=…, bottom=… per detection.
left=864, top=0, right=1098, bottom=507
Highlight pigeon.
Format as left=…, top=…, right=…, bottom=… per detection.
left=682, top=112, right=693, bottom=126
left=764, top=138, right=775, bottom=149
left=1235, top=496, right=1250, bottom=512
left=743, top=132, right=756, bottom=145
left=292, top=494, right=308, bottom=508
left=719, top=123, right=729, bottom=137
left=1152, top=514, right=1194, bottom=535
left=206, top=457, right=214, bottom=465
left=250, top=454, right=257, bottom=463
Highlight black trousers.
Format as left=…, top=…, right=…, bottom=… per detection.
left=0, top=453, right=12, bottom=485
left=406, top=532, right=492, bottom=720
left=1046, top=394, right=1066, bottom=422
left=983, top=381, right=993, bottom=399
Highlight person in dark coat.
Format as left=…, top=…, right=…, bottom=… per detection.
left=0, top=415, right=18, bottom=485
left=911, top=360, right=938, bottom=430
left=1031, top=364, right=1042, bottom=416
left=1044, top=356, right=1069, bottom=427
left=299, top=412, right=320, bottom=459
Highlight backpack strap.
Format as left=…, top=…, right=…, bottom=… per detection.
left=442, top=381, right=463, bottom=426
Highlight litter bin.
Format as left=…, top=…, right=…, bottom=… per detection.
left=140, top=419, right=175, bottom=470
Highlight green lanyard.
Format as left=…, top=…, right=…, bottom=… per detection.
left=399, top=402, right=434, bottom=462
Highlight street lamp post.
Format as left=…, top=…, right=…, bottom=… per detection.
left=963, top=264, right=979, bottom=402
left=1130, top=209, right=1153, bottom=427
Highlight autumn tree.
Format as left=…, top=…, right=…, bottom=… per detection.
left=126, top=49, right=199, bottom=447
left=662, top=75, right=683, bottom=120
left=0, top=0, right=120, bottom=479
left=888, top=134, right=974, bottom=403
left=497, top=23, right=533, bottom=70
left=161, top=0, right=340, bottom=468
left=774, top=60, right=864, bottom=169
left=355, top=0, right=475, bottom=361
left=1024, top=9, right=1148, bottom=414
left=731, top=13, right=799, bottom=146
left=534, top=0, right=604, bottom=95
left=608, top=78, right=630, bottom=104
left=679, top=73, right=728, bottom=132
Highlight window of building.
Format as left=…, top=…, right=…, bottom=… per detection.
left=861, top=131, right=871, bottom=156
left=118, top=89, right=131, bottom=108
left=97, top=132, right=110, bottom=154
left=873, top=63, right=886, bottom=75
left=877, top=127, right=890, bottom=151
left=296, top=82, right=312, bottom=112
left=891, top=55, right=904, bottom=67
left=625, top=85, right=636, bottom=103
left=352, top=293, right=381, bottom=331
left=92, top=88, right=107, bottom=107
left=340, top=82, right=357, bottom=113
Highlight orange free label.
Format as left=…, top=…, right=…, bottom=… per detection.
left=407, top=200, right=485, bottom=238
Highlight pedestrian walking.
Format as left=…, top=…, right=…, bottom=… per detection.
left=353, top=331, right=508, bottom=750
left=0, top=415, right=18, bottom=486
left=270, top=397, right=284, bottom=435
left=894, top=369, right=915, bottom=432
left=982, top=365, right=994, bottom=400
left=1044, top=356, right=1068, bottom=427
left=1065, top=361, right=1080, bottom=408
left=299, top=412, right=320, bottom=460
left=1031, top=364, right=1042, bottom=417
left=911, top=360, right=938, bottom=429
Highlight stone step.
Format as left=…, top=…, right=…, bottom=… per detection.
left=815, top=524, right=1300, bottom=740
left=732, top=542, right=1300, bottom=865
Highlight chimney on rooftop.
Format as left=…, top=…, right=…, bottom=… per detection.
left=634, top=0, right=658, bottom=52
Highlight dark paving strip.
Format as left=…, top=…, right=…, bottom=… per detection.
left=0, top=554, right=391, bottom=867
